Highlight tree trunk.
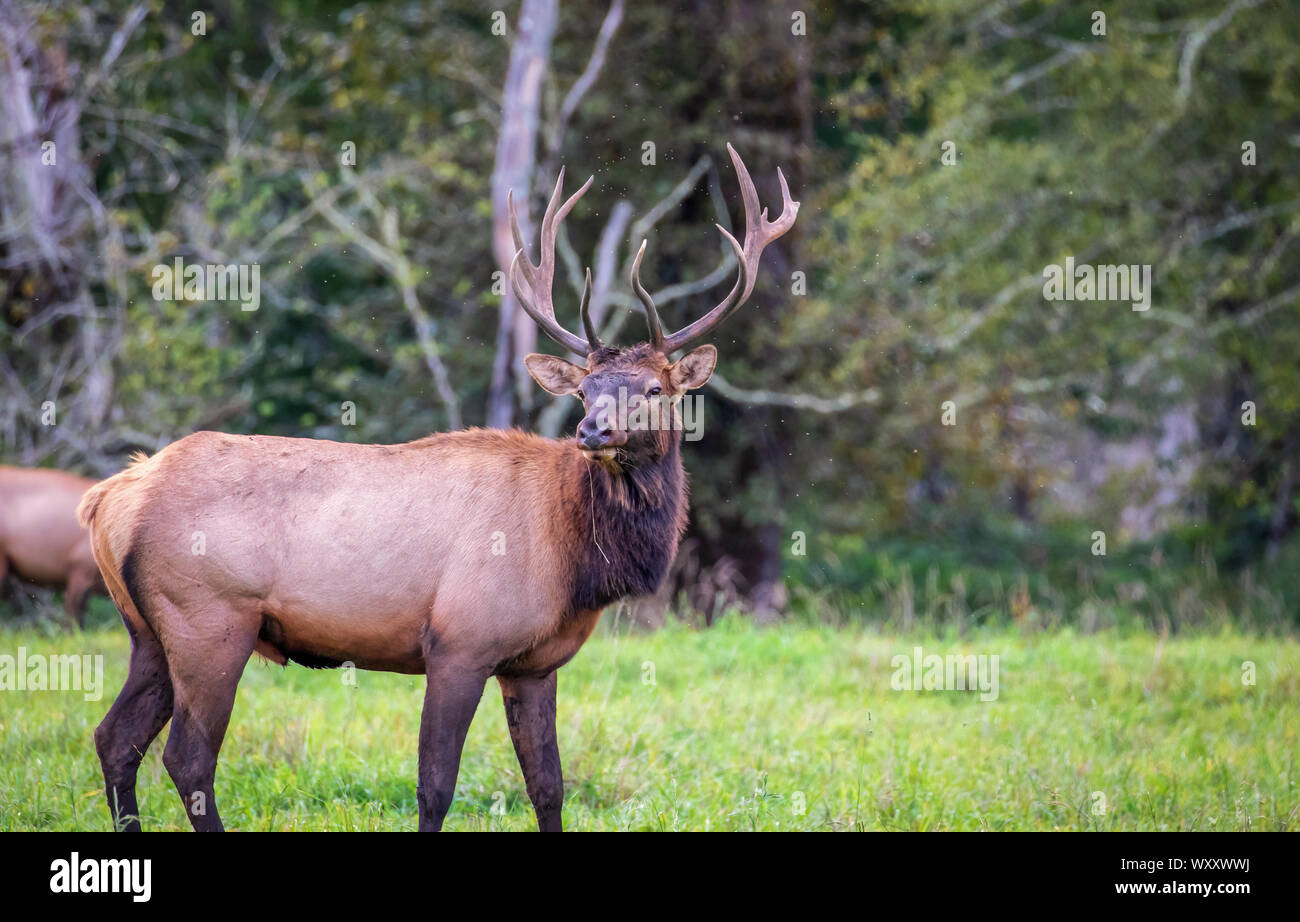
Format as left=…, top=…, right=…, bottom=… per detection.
left=0, top=0, right=114, bottom=470
left=487, top=0, right=558, bottom=429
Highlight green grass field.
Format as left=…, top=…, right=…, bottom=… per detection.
left=1, top=610, right=1296, bottom=831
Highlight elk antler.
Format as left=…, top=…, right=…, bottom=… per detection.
left=509, top=168, right=598, bottom=356
left=631, top=143, right=800, bottom=354
left=630, top=239, right=666, bottom=350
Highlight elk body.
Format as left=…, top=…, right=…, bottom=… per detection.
left=0, top=466, right=107, bottom=627
left=79, top=145, right=797, bottom=831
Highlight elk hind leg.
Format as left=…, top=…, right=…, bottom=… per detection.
left=95, top=621, right=174, bottom=831
left=159, top=605, right=258, bottom=832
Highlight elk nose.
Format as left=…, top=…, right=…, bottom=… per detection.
left=578, top=417, right=612, bottom=450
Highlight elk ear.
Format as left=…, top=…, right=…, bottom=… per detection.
left=525, top=353, right=587, bottom=396
left=669, top=344, right=717, bottom=392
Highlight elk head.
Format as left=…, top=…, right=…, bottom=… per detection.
left=511, top=144, right=799, bottom=465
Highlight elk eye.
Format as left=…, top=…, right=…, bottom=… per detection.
left=576, top=389, right=585, bottom=401
left=648, top=385, right=662, bottom=396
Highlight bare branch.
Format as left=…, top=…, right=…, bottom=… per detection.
left=628, top=155, right=712, bottom=243
left=1176, top=0, right=1265, bottom=110
left=708, top=373, right=881, bottom=413
left=76, top=2, right=149, bottom=105
left=1205, top=282, right=1300, bottom=337
left=301, top=176, right=463, bottom=429
left=548, top=0, right=625, bottom=154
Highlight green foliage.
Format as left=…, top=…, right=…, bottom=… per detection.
left=799, top=0, right=1300, bottom=569
left=786, top=519, right=1300, bottom=632
left=5, top=0, right=1298, bottom=612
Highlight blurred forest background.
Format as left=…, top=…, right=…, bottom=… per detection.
left=2, top=0, right=1297, bottom=631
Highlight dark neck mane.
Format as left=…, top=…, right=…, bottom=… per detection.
left=566, top=437, right=688, bottom=614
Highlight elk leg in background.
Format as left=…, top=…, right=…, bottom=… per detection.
left=417, top=650, right=489, bottom=831
left=95, top=622, right=175, bottom=831
left=63, top=566, right=97, bottom=628
left=499, top=671, right=564, bottom=832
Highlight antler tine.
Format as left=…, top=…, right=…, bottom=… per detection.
left=507, top=170, right=597, bottom=356
left=510, top=249, right=590, bottom=357
left=661, top=143, right=799, bottom=354
left=712, top=224, right=750, bottom=324
left=630, top=239, right=665, bottom=350
left=507, top=191, right=538, bottom=290
left=653, top=225, right=746, bottom=352
left=580, top=267, right=602, bottom=349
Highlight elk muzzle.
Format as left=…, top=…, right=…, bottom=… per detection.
left=577, top=413, right=627, bottom=456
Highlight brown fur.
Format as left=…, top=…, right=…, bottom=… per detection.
left=79, top=341, right=706, bottom=831
left=0, top=465, right=107, bottom=626
left=84, top=141, right=796, bottom=831
left=86, top=141, right=795, bottom=827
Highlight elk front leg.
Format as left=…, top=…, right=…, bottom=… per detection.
left=499, top=671, right=564, bottom=832
left=417, top=657, right=489, bottom=831
left=0, top=556, right=13, bottom=615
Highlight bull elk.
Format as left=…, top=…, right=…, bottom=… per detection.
left=78, top=144, right=797, bottom=831
left=0, top=466, right=107, bottom=627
